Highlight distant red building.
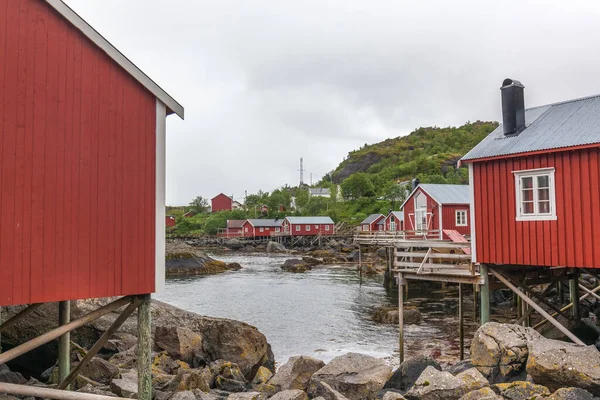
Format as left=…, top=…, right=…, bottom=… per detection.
left=241, top=219, right=283, bottom=237
left=166, top=216, right=177, bottom=228
left=212, top=193, right=233, bottom=212
left=384, top=211, right=404, bottom=231
left=216, top=219, right=245, bottom=237
left=360, top=214, right=385, bottom=231
left=400, top=184, right=470, bottom=239
left=282, top=216, right=335, bottom=236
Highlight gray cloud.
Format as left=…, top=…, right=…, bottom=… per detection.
left=65, top=0, right=600, bottom=205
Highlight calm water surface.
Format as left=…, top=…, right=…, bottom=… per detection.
left=155, top=253, right=479, bottom=367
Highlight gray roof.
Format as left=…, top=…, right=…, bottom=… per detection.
left=388, top=211, right=404, bottom=222
left=309, top=188, right=331, bottom=195
left=401, top=184, right=470, bottom=208
left=226, top=219, right=245, bottom=228
left=285, top=216, right=334, bottom=224
left=462, top=94, right=600, bottom=161
left=246, top=219, right=283, bottom=227
left=361, top=214, right=384, bottom=225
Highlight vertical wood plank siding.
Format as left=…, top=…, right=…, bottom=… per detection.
left=472, top=148, right=600, bottom=268
left=0, top=0, right=156, bottom=306
left=442, top=205, right=470, bottom=236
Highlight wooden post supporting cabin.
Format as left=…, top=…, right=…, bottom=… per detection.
left=137, top=294, right=152, bottom=400
left=480, top=264, right=490, bottom=325
left=558, top=281, right=564, bottom=305
left=472, top=284, right=477, bottom=322
left=58, top=301, right=71, bottom=388
left=570, top=272, right=581, bottom=321
left=398, top=274, right=404, bottom=364
left=458, top=283, right=464, bottom=361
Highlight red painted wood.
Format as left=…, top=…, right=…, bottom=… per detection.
left=442, top=205, right=470, bottom=236
left=403, top=187, right=470, bottom=236
left=470, top=147, right=600, bottom=268
left=211, top=193, right=233, bottom=212
left=281, top=219, right=335, bottom=236
left=0, top=0, right=158, bottom=306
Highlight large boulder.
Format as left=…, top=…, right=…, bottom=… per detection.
left=227, top=393, right=267, bottom=400
left=267, top=241, right=287, bottom=253
left=166, top=241, right=237, bottom=276
left=492, top=381, right=551, bottom=399
left=526, top=338, right=600, bottom=395
left=224, top=239, right=244, bottom=250
left=385, top=356, right=441, bottom=391
left=547, top=387, right=596, bottom=399
left=210, top=360, right=247, bottom=393
left=155, top=326, right=204, bottom=366
left=110, top=370, right=139, bottom=398
left=458, top=387, right=502, bottom=400
left=268, top=356, right=325, bottom=392
left=281, top=259, right=311, bottom=273
left=470, top=323, right=541, bottom=383
left=405, top=366, right=466, bottom=400
left=308, top=381, right=350, bottom=400
left=269, top=390, right=309, bottom=400
left=78, top=357, right=120, bottom=385
left=373, top=306, right=421, bottom=325
left=309, top=353, right=392, bottom=400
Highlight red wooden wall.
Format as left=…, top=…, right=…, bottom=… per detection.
left=212, top=194, right=232, bottom=212
left=472, top=148, right=600, bottom=268
left=0, top=0, right=157, bottom=306
left=282, top=221, right=335, bottom=236
left=384, top=214, right=403, bottom=231
left=442, top=205, right=470, bottom=236
left=403, top=188, right=440, bottom=231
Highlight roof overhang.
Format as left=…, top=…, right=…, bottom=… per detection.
left=46, top=0, right=184, bottom=119
left=460, top=143, right=600, bottom=165
left=399, top=186, right=441, bottom=210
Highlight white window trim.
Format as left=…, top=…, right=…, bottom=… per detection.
left=305, top=225, right=310, bottom=231
left=259, top=227, right=264, bottom=232
left=325, top=225, right=330, bottom=231
left=455, top=210, right=468, bottom=226
left=513, top=167, right=557, bottom=221
left=295, top=225, right=300, bottom=231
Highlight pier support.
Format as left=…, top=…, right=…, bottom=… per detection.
left=570, top=272, right=581, bottom=321
left=58, top=301, right=71, bottom=388
left=137, top=294, right=152, bottom=400
left=480, top=264, right=490, bottom=325
left=398, top=274, right=404, bottom=364
left=458, top=283, right=464, bottom=361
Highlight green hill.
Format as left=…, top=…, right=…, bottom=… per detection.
left=331, top=121, right=498, bottom=187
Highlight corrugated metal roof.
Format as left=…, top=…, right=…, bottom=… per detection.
left=226, top=219, right=245, bottom=229
left=389, top=211, right=404, bottom=221
left=400, top=184, right=470, bottom=208
left=462, top=94, right=600, bottom=161
left=361, top=214, right=384, bottom=225
left=246, top=219, right=283, bottom=227
left=285, top=216, right=334, bottom=224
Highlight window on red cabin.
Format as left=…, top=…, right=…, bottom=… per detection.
left=245, top=227, right=248, bottom=232
left=305, top=225, right=310, bottom=231
left=260, top=227, right=264, bottom=232
left=295, top=225, right=300, bottom=231
left=456, top=210, right=468, bottom=226
left=326, top=225, right=330, bottom=231
left=514, top=168, right=557, bottom=221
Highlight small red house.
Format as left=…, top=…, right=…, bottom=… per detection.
left=282, top=216, right=335, bottom=236
left=226, top=220, right=245, bottom=236
left=166, top=216, right=177, bottom=228
left=400, top=184, right=470, bottom=238
left=461, top=79, right=600, bottom=269
left=0, top=0, right=183, bottom=306
left=360, top=214, right=385, bottom=232
left=241, top=219, right=283, bottom=238
left=384, top=211, right=404, bottom=232
left=211, top=193, right=233, bottom=212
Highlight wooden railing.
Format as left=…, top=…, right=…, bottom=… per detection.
left=354, top=230, right=442, bottom=242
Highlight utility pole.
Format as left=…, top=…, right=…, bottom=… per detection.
left=298, top=158, right=305, bottom=186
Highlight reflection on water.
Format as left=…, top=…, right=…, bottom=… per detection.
left=155, top=253, right=480, bottom=367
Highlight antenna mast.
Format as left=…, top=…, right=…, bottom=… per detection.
left=299, top=157, right=305, bottom=186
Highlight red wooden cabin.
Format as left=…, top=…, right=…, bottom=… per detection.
left=211, top=193, right=233, bottom=212
left=384, top=211, right=404, bottom=232
left=360, top=214, right=385, bottom=232
left=0, top=0, right=183, bottom=306
left=241, top=219, right=283, bottom=238
left=461, top=79, right=600, bottom=269
left=166, top=216, right=177, bottom=228
left=400, top=184, right=470, bottom=238
left=282, top=217, right=335, bottom=236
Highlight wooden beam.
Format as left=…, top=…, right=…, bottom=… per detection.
left=579, top=284, right=600, bottom=302
left=58, top=298, right=142, bottom=390
left=490, top=268, right=584, bottom=345
left=533, top=282, right=600, bottom=330
left=58, top=301, right=71, bottom=388
left=0, top=382, right=129, bottom=400
left=480, top=264, right=490, bottom=325
left=0, top=296, right=133, bottom=365
left=0, top=304, right=43, bottom=334
left=137, top=295, right=152, bottom=400
left=570, top=272, right=581, bottom=321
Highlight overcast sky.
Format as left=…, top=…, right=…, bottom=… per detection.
left=65, top=0, right=600, bottom=205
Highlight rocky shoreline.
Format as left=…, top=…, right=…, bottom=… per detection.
left=2, top=299, right=600, bottom=400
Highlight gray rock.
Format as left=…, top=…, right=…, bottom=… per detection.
left=251, top=366, right=273, bottom=386
left=492, top=381, right=551, bottom=399
left=526, top=338, right=600, bottom=395
left=458, top=387, right=502, bottom=400
left=155, top=326, right=204, bottom=365
left=446, top=360, right=474, bottom=376
left=281, top=259, right=311, bottom=273
left=76, top=384, right=118, bottom=398
left=171, top=391, right=197, bottom=400
left=269, top=389, right=309, bottom=400
left=210, top=360, right=247, bottom=393
left=267, top=241, right=287, bottom=253
left=78, top=356, right=120, bottom=385
left=0, top=370, right=27, bottom=385
left=382, top=392, right=407, bottom=400
left=405, top=366, right=466, bottom=400
left=225, top=239, right=244, bottom=250
left=373, top=306, right=421, bottom=325
left=547, top=387, right=597, bottom=399
left=226, top=393, right=267, bottom=400
left=385, top=356, right=441, bottom=391
left=470, top=322, right=541, bottom=383
left=308, top=381, right=350, bottom=400
left=268, top=356, right=325, bottom=392
left=109, top=371, right=138, bottom=398
left=376, top=248, right=388, bottom=259
left=455, top=368, right=489, bottom=393
left=193, top=389, right=227, bottom=400
left=309, top=353, right=392, bottom=400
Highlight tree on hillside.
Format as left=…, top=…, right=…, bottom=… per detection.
left=341, top=173, right=375, bottom=199
left=294, top=188, right=310, bottom=210
left=189, top=196, right=209, bottom=214
left=383, top=182, right=409, bottom=209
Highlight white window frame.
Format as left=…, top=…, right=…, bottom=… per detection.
left=455, top=210, right=468, bottom=226
left=244, top=227, right=248, bottom=232
left=305, top=225, right=310, bottom=231
left=325, top=225, right=330, bottom=231
left=275, top=227, right=280, bottom=232
left=259, top=227, right=264, bottom=232
left=295, top=225, right=300, bottom=232
left=513, top=167, right=557, bottom=221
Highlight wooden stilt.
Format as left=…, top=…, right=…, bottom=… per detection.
left=570, top=272, right=581, bottom=321
left=480, top=264, right=490, bottom=325
left=459, top=283, right=464, bottom=361
left=533, top=282, right=600, bottom=329
left=137, top=294, right=152, bottom=400
left=58, top=301, right=71, bottom=388
left=516, top=296, right=522, bottom=321
left=398, top=274, right=404, bottom=364
left=473, top=284, right=477, bottom=321
left=558, top=281, right=564, bottom=305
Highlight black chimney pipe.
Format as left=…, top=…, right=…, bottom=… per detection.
left=411, top=178, right=420, bottom=190
left=501, top=78, right=525, bottom=135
